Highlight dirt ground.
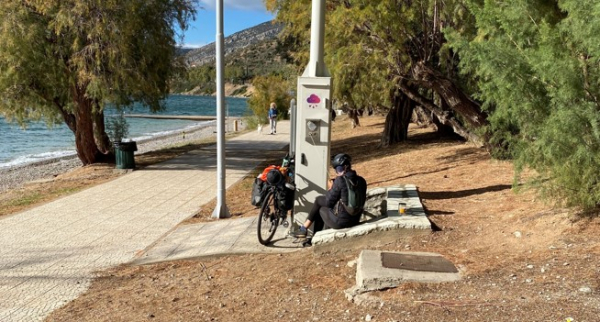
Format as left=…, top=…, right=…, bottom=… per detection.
left=3, top=116, right=598, bottom=321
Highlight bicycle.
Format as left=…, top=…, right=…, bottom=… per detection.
left=257, top=154, right=295, bottom=245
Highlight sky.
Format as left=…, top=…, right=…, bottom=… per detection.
left=181, top=0, right=275, bottom=48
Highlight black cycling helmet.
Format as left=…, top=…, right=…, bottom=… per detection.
left=266, top=169, right=284, bottom=185
left=331, top=153, right=351, bottom=169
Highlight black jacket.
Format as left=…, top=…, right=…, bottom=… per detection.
left=325, top=170, right=361, bottom=224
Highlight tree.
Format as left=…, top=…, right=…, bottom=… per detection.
left=247, top=75, right=293, bottom=124
left=447, top=0, right=600, bottom=209
left=266, top=0, right=487, bottom=146
left=225, top=65, right=245, bottom=85
left=182, top=65, right=217, bottom=94
left=0, top=0, right=196, bottom=165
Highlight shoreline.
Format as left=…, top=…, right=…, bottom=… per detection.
left=0, top=118, right=244, bottom=193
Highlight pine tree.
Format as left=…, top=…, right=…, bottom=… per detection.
left=447, top=0, right=600, bottom=209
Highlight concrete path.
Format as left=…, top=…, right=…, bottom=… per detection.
left=0, top=122, right=291, bottom=322
left=133, top=216, right=304, bottom=266
left=134, top=185, right=431, bottom=265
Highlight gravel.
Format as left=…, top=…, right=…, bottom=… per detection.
left=0, top=119, right=244, bottom=193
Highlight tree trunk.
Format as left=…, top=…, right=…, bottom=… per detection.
left=73, top=89, right=104, bottom=165
left=432, top=93, right=457, bottom=136
left=412, top=61, right=488, bottom=128
left=92, top=109, right=114, bottom=157
left=397, top=81, right=482, bottom=144
left=348, top=109, right=361, bottom=128
left=412, top=105, right=433, bottom=127
left=381, top=90, right=414, bottom=147
left=55, top=100, right=77, bottom=133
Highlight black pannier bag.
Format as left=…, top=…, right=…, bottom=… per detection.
left=251, top=178, right=268, bottom=207
left=277, top=184, right=295, bottom=211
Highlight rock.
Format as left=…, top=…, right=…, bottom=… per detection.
left=527, top=264, right=534, bottom=269
left=513, top=231, right=522, bottom=238
left=579, top=287, right=592, bottom=294
left=365, top=314, right=373, bottom=321
left=347, top=260, right=357, bottom=268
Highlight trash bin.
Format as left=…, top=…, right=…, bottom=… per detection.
left=114, top=141, right=137, bottom=169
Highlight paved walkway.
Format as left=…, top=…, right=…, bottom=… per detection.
left=134, top=185, right=431, bottom=265
left=0, top=122, right=291, bottom=322
left=133, top=216, right=303, bottom=265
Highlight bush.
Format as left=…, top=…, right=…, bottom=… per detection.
left=106, top=111, right=129, bottom=143
left=247, top=75, right=293, bottom=123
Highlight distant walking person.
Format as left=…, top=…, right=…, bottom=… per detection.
left=268, top=102, right=278, bottom=135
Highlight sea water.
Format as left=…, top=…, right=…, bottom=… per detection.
left=0, top=95, right=249, bottom=168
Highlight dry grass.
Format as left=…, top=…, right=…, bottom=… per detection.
left=9, top=115, right=600, bottom=322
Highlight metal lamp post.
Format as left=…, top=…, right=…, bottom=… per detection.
left=292, top=0, right=333, bottom=228
left=212, top=0, right=230, bottom=219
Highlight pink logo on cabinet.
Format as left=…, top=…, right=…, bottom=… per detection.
left=307, top=94, right=321, bottom=109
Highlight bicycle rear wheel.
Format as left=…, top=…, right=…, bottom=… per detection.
left=257, top=190, right=279, bottom=245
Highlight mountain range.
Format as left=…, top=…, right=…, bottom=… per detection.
left=184, top=21, right=284, bottom=67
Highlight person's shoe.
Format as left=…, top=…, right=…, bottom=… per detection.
left=293, top=226, right=308, bottom=238
left=302, top=239, right=312, bottom=247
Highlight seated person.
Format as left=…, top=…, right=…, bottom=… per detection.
left=295, top=153, right=362, bottom=246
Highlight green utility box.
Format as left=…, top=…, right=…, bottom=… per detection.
left=114, top=141, right=138, bottom=169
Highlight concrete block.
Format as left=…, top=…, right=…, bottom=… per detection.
left=354, top=250, right=460, bottom=294
left=334, top=231, right=347, bottom=239
left=376, top=220, right=400, bottom=231
left=367, top=187, right=386, bottom=197
left=311, top=185, right=430, bottom=245
left=312, top=232, right=336, bottom=245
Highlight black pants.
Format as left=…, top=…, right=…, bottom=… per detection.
left=307, top=196, right=355, bottom=235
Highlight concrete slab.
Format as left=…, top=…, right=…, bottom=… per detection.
left=346, top=250, right=461, bottom=298
left=312, top=185, right=430, bottom=245
left=133, top=217, right=304, bottom=265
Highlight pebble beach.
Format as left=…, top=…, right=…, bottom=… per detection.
left=0, top=119, right=244, bottom=193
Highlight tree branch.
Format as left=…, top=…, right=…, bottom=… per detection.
left=397, top=80, right=482, bottom=144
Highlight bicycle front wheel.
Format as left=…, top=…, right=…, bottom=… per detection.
left=257, top=190, right=279, bottom=245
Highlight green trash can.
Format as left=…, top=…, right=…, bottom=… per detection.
left=114, top=141, right=137, bottom=169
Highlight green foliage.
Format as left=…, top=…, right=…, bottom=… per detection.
left=269, top=0, right=478, bottom=115
left=243, top=114, right=262, bottom=130
left=247, top=75, right=293, bottom=124
left=447, top=0, right=600, bottom=209
left=174, top=64, right=217, bottom=94
left=0, top=0, right=196, bottom=163
left=231, top=86, right=248, bottom=97
left=106, top=112, right=130, bottom=143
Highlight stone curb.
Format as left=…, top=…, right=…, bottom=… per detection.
left=312, top=185, right=430, bottom=245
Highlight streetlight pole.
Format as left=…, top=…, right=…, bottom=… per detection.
left=303, top=0, right=329, bottom=78
left=292, top=0, right=333, bottom=228
left=212, top=0, right=230, bottom=219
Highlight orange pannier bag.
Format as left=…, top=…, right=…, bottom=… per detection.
left=258, top=165, right=280, bottom=181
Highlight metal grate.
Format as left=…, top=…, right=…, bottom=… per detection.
left=380, top=252, right=458, bottom=273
